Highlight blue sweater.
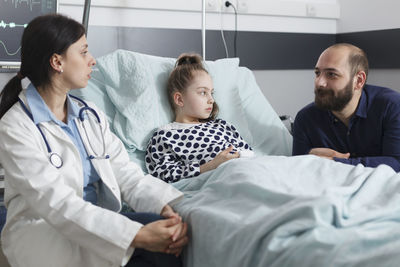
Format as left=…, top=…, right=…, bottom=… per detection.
left=292, top=84, right=400, bottom=172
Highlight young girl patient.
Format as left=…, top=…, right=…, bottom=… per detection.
left=145, top=54, right=254, bottom=183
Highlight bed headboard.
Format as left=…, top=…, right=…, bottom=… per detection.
left=71, top=49, right=292, bottom=171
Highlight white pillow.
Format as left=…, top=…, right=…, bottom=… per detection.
left=72, top=50, right=292, bottom=171
left=236, top=67, right=292, bottom=156
left=205, top=58, right=253, bottom=146
left=79, top=50, right=252, bottom=152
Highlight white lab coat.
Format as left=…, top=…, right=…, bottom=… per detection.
left=0, top=90, right=183, bottom=267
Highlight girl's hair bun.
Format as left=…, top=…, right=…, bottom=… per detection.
left=176, top=53, right=203, bottom=67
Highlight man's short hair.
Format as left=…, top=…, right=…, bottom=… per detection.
left=330, top=43, right=369, bottom=78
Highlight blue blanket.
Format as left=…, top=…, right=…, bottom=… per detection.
left=172, top=155, right=400, bottom=267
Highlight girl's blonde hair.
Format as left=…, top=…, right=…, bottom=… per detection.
left=167, top=53, right=219, bottom=122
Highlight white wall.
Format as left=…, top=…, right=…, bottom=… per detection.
left=367, top=70, right=400, bottom=91
left=337, top=0, right=400, bottom=33
left=254, top=70, right=314, bottom=118
left=59, top=0, right=338, bottom=33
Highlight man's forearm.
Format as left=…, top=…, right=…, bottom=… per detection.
left=333, top=156, right=400, bottom=172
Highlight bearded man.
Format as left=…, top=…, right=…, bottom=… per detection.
left=292, top=43, right=400, bottom=171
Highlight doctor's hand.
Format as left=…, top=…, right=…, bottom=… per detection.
left=309, top=148, right=350, bottom=160
left=166, top=221, right=188, bottom=257
left=200, top=146, right=239, bottom=173
left=131, top=217, right=188, bottom=255
left=160, top=204, right=189, bottom=256
left=161, top=204, right=180, bottom=220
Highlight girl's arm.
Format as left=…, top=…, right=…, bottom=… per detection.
left=145, top=133, right=201, bottom=183
left=200, top=146, right=239, bottom=173
left=223, top=120, right=252, bottom=151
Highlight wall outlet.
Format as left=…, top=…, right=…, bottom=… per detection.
left=221, top=0, right=233, bottom=12
left=222, top=0, right=243, bottom=13
left=206, top=0, right=217, bottom=11
left=306, top=4, right=316, bottom=17
left=237, top=0, right=248, bottom=13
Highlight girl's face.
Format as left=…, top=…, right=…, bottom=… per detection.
left=175, top=70, right=214, bottom=123
left=59, top=35, right=96, bottom=90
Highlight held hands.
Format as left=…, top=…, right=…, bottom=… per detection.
left=309, top=148, right=350, bottom=160
left=200, top=146, right=239, bottom=173
left=160, top=205, right=188, bottom=256
left=131, top=205, right=188, bottom=257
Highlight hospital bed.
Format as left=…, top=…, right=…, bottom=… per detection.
left=71, top=49, right=293, bottom=170
left=71, top=50, right=400, bottom=267
left=3, top=49, right=400, bottom=266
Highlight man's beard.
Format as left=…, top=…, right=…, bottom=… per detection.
left=314, top=80, right=353, bottom=111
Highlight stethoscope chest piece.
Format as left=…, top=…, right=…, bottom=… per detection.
left=49, top=152, right=63, bottom=168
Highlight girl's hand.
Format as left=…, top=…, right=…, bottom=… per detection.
left=200, top=146, right=239, bottom=173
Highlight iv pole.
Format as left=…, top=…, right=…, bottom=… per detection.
left=201, top=0, right=206, bottom=60
left=82, top=0, right=91, bottom=35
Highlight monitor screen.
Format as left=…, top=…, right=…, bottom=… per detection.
left=0, top=0, right=58, bottom=71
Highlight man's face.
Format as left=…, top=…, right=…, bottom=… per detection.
left=314, top=47, right=355, bottom=111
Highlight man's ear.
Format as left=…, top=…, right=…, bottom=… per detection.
left=49, top=53, right=64, bottom=73
left=354, top=71, right=366, bottom=91
left=173, top=92, right=184, bottom=107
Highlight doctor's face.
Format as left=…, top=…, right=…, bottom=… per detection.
left=60, top=35, right=96, bottom=89
left=180, top=71, right=215, bottom=122
left=314, top=47, right=355, bottom=111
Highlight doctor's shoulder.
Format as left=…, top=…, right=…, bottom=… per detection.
left=0, top=101, right=43, bottom=165
left=0, top=99, right=37, bottom=131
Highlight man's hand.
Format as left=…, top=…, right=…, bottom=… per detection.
left=309, top=148, right=350, bottom=160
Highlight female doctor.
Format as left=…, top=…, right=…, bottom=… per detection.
left=0, top=14, right=187, bottom=267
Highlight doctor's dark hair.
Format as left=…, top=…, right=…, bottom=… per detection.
left=0, top=14, right=85, bottom=119
left=167, top=53, right=219, bottom=122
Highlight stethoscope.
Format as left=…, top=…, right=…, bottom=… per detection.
left=18, top=95, right=109, bottom=169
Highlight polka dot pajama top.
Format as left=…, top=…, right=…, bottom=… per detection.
left=145, top=119, right=253, bottom=183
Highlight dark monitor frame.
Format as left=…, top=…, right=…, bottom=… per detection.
left=0, top=0, right=59, bottom=72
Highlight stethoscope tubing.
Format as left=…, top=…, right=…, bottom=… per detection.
left=18, top=95, right=109, bottom=168
left=18, top=98, right=52, bottom=154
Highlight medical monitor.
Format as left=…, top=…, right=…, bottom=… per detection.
left=0, top=0, right=58, bottom=72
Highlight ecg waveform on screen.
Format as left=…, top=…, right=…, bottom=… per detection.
left=0, top=41, right=21, bottom=56
left=0, top=20, right=26, bottom=56
left=2, top=0, right=42, bottom=12
left=1, top=0, right=55, bottom=63
left=0, top=20, right=28, bottom=29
